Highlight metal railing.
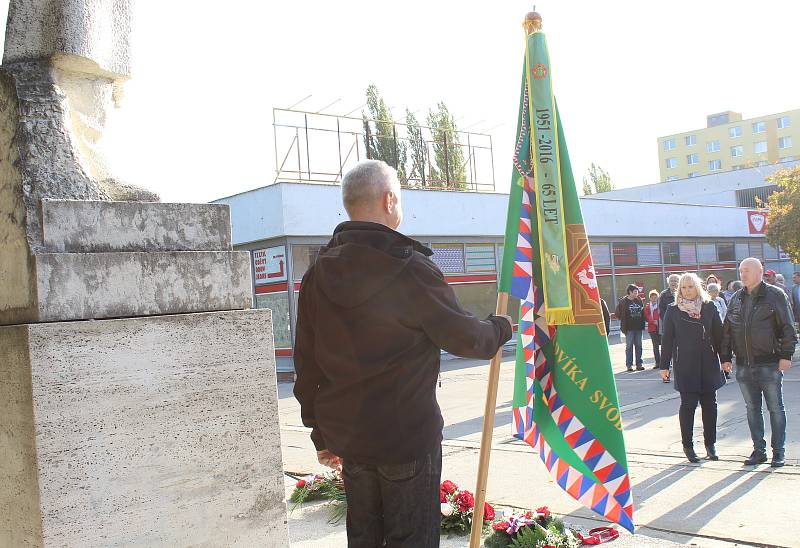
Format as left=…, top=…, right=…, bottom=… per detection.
left=273, top=108, right=496, bottom=192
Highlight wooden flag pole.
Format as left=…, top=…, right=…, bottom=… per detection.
left=468, top=291, right=509, bottom=547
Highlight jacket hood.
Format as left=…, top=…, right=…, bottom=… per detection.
left=314, top=222, right=432, bottom=308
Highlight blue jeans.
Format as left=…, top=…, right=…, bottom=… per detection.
left=342, top=444, right=442, bottom=547
left=625, top=330, right=643, bottom=367
left=736, top=365, right=787, bottom=452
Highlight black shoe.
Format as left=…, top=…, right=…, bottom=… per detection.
left=744, top=450, right=768, bottom=465
left=771, top=450, right=785, bottom=468
left=724, top=371, right=731, bottom=380
left=626, top=366, right=634, bottom=372
left=635, top=365, right=645, bottom=371
left=652, top=365, right=660, bottom=369
left=684, top=446, right=701, bottom=463
left=705, top=445, right=719, bottom=461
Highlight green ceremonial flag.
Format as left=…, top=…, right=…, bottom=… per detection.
left=500, top=25, right=635, bottom=533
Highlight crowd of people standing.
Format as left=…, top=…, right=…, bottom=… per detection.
left=615, top=261, right=799, bottom=468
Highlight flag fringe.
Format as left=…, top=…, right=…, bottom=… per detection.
left=545, top=308, right=574, bottom=326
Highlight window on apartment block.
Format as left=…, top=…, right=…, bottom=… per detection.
left=708, top=159, right=722, bottom=171
left=731, top=145, right=743, bottom=157
left=685, top=135, right=697, bottom=146
left=664, top=138, right=676, bottom=151
left=707, top=140, right=720, bottom=153
left=778, top=136, right=793, bottom=149
left=777, top=116, right=791, bottom=129
left=754, top=141, right=768, bottom=154
left=729, top=126, right=742, bottom=138
left=665, top=157, right=677, bottom=169
left=687, top=153, right=699, bottom=165
left=752, top=121, right=766, bottom=134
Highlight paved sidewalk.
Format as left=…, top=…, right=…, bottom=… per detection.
left=279, top=335, right=799, bottom=547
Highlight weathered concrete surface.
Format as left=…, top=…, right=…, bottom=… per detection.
left=26, top=250, right=253, bottom=323
left=42, top=200, right=233, bottom=253
left=0, top=309, right=288, bottom=547
left=3, top=0, right=132, bottom=78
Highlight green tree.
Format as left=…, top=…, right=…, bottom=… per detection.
left=427, top=102, right=466, bottom=189
left=583, top=163, right=614, bottom=194
left=765, top=166, right=800, bottom=262
left=362, top=84, right=406, bottom=182
left=405, top=109, right=427, bottom=185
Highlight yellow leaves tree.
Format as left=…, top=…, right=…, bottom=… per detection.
left=765, top=166, right=800, bottom=262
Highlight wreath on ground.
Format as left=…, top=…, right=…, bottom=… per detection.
left=288, top=473, right=619, bottom=546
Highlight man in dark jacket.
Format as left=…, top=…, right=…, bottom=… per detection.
left=721, top=258, right=797, bottom=468
left=658, top=274, right=680, bottom=329
left=616, top=284, right=646, bottom=372
left=293, top=160, right=512, bottom=547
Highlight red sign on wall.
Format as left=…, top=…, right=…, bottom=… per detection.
left=747, top=210, right=767, bottom=234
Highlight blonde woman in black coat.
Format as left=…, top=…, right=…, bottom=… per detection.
left=660, top=273, right=727, bottom=463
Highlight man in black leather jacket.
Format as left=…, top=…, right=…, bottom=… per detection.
left=721, top=258, right=797, bottom=467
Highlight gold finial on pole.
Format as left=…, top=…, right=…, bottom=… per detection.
left=523, top=11, right=543, bottom=34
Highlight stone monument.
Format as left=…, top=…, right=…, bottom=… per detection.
left=0, top=1, right=289, bottom=545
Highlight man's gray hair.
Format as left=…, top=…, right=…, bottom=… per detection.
left=732, top=280, right=743, bottom=291
left=708, top=283, right=721, bottom=293
left=341, top=160, right=399, bottom=213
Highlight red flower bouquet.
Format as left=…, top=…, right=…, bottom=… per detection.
left=438, top=480, right=493, bottom=536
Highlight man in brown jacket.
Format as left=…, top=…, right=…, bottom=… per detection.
left=293, top=160, right=512, bottom=547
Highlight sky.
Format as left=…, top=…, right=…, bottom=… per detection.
left=2, top=1, right=799, bottom=204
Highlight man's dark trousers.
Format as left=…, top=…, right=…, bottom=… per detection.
left=343, top=444, right=442, bottom=548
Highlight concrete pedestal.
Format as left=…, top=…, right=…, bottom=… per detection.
left=0, top=309, right=288, bottom=547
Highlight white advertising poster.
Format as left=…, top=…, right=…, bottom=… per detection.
left=253, top=245, right=287, bottom=285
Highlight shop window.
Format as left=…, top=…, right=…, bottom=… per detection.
left=638, top=243, right=661, bottom=265
left=717, top=242, right=735, bottom=262
left=465, top=244, right=496, bottom=273
left=292, top=245, right=322, bottom=281
left=679, top=242, right=697, bottom=264
left=613, top=273, right=664, bottom=307
left=748, top=242, right=763, bottom=260
left=451, top=282, right=499, bottom=320
left=431, top=244, right=465, bottom=273
left=590, top=243, right=611, bottom=266
left=612, top=242, right=637, bottom=267
left=596, top=275, right=614, bottom=306
left=697, top=243, right=716, bottom=263
left=662, top=242, right=680, bottom=264
left=764, top=243, right=779, bottom=260
left=735, top=242, right=749, bottom=261
left=255, top=292, right=292, bottom=347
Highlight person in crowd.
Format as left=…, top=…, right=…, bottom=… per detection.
left=643, top=290, right=661, bottom=369
left=616, top=284, right=646, bottom=372
left=601, top=298, right=611, bottom=337
left=707, top=283, right=728, bottom=321
left=792, top=271, right=800, bottom=324
left=660, top=273, right=726, bottom=463
left=775, top=273, right=792, bottom=300
left=293, top=160, right=512, bottom=546
left=707, top=282, right=730, bottom=379
left=721, top=258, right=797, bottom=468
left=658, top=274, right=680, bottom=324
left=657, top=274, right=681, bottom=380
left=705, top=274, right=720, bottom=290
left=722, top=280, right=737, bottom=303
left=764, top=269, right=777, bottom=284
